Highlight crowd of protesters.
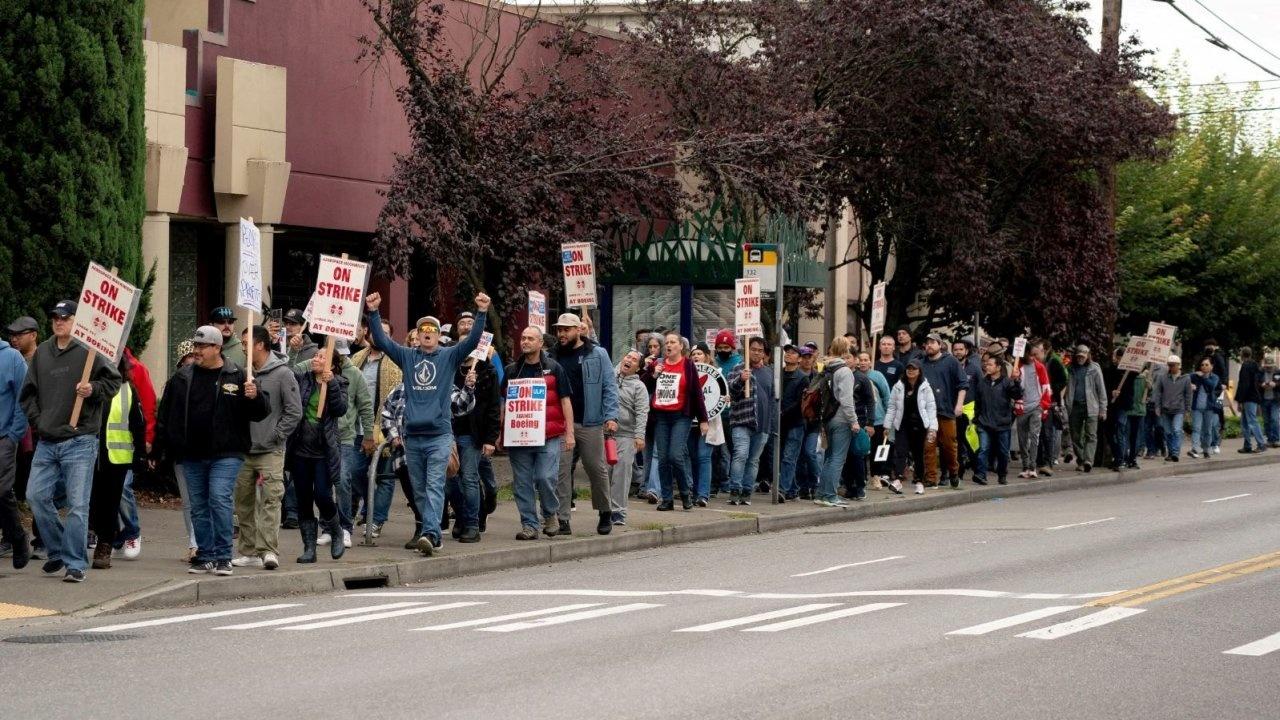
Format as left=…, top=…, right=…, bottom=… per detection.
left=3, top=287, right=1278, bottom=584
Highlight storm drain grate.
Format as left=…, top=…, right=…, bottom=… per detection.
left=4, top=633, right=138, bottom=644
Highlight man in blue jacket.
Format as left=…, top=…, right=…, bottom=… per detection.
left=552, top=313, right=620, bottom=536
left=363, top=290, right=489, bottom=555
left=0, top=336, right=29, bottom=568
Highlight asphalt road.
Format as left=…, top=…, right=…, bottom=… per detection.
left=3, top=464, right=1278, bottom=719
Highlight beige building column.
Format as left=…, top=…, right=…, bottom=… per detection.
left=140, top=39, right=189, bottom=390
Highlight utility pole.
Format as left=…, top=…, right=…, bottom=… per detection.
left=1101, top=0, right=1122, bottom=342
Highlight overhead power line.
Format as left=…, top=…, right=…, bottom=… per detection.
left=1189, top=0, right=1280, bottom=65
left=1178, top=105, right=1280, bottom=116
left=1153, top=1, right=1280, bottom=80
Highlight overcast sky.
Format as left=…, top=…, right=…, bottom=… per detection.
left=1085, top=0, right=1279, bottom=117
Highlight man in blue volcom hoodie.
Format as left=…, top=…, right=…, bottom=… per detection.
left=364, top=291, right=489, bottom=555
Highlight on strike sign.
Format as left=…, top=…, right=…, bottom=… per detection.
left=73, top=263, right=140, bottom=365
left=735, top=278, right=762, bottom=337
left=528, top=290, right=547, bottom=334
left=309, top=255, right=369, bottom=341
left=1146, top=321, right=1177, bottom=363
left=504, top=378, right=547, bottom=447
left=1117, top=336, right=1154, bottom=372
left=870, top=282, right=887, bottom=336
left=561, top=242, right=597, bottom=308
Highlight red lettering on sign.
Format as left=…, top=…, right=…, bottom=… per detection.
left=333, top=266, right=352, bottom=282
left=99, top=280, right=119, bottom=300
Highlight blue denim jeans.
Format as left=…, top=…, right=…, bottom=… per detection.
left=115, top=469, right=141, bottom=544
left=1160, top=413, right=1184, bottom=458
left=282, top=473, right=298, bottom=523
left=779, top=426, right=805, bottom=497
left=818, top=420, right=852, bottom=502
left=446, top=435, right=482, bottom=531
left=338, top=441, right=369, bottom=531
left=1191, top=408, right=1217, bottom=453
left=690, top=433, right=713, bottom=501
left=652, top=412, right=692, bottom=501
left=28, top=435, right=99, bottom=573
left=1241, top=401, right=1266, bottom=451
left=1145, top=409, right=1164, bottom=456
left=798, top=429, right=822, bottom=492
left=508, top=437, right=562, bottom=529
left=352, top=439, right=396, bottom=526
left=729, top=426, right=768, bottom=497
left=403, top=433, right=455, bottom=543
left=182, top=456, right=245, bottom=563
left=974, top=427, right=1011, bottom=482
left=1263, top=399, right=1280, bottom=444
left=1111, top=412, right=1129, bottom=467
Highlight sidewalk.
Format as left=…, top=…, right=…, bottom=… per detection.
left=1, top=437, right=1275, bottom=619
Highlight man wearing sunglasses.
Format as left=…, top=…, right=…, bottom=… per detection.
left=209, top=306, right=246, bottom=367
left=363, top=290, right=490, bottom=556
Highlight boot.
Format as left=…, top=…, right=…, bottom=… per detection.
left=326, top=514, right=346, bottom=560
left=92, top=541, right=112, bottom=569
left=297, top=519, right=317, bottom=564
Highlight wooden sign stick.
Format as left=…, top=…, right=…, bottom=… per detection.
left=742, top=335, right=751, bottom=399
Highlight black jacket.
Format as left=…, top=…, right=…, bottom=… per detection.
left=452, top=360, right=500, bottom=446
left=781, top=368, right=808, bottom=431
left=155, top=361, right=270, bottom=461
left=972, top=373, right=1023, bottom=431
left=1236, top=360, right=1263, bottom=404
left=286, top=369, right=349, bottom=484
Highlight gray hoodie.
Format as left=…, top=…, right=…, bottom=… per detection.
left=1152, top=370, right=1193, bottom=415
left=248, top=354, right=302, bottom=454
left=21, top=337, right=122, bottom=441
left=614, top=364, right=649, bottom=441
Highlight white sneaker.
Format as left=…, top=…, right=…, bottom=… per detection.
left=890, top=479, right=903, bottom=492
left=121, top=537, right=141, bottom=560
left=370, top=523, right=382, bottom=539
left=262, top=552, right=279, bottom=570
left=343, top=529, right=352, bottom=548
left=1211, top=446, right=1221, bottom=455
left=231, top=555, right=264, bottom=568
left=317, top=531, right=332, bottom=546
left=914, top=482, right=925, bottom=495
left=832, top=497, right=850, bottom=507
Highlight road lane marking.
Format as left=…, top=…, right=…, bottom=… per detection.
left=281, top=602, right=483, bottom=630
left=674, top=604, right=842, bottom=633
left=1089, top=550, right=1280, bottom=607
left=1203, top=493, right=1252, bottom=503
left=344, top=589, right=743, bottom=598
left=478, top=603, right=662, bottom=632
left=214, top=603, right=427, bottom=630
left=348, top=588, right=1116, bottom=601
left=742, top=603, right=902, bottom=632
left=1224, top=630, right=1280, bottom=657
left=81, top=604, right=302, bottom=633
left=413, top=604, right=604, bottom=631
left=1045, top=517, right=1116, bottom=531
left=791, top=556, right=905, bottom=577
left=1016, top=607, right=1146, bottom=640
left=946, top=606, right=1081, bottom=636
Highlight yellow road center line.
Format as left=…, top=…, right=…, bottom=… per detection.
left=0, top=602, right=59, bottom=620
left=1089, top=551, right=1280, bottom=608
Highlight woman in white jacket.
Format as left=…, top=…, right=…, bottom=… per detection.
left=884, top=359, right=939, bottom=494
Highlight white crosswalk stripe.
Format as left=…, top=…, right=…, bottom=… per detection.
left=477, top=603, right=662, bottom=632
left=214, top=603, right=427, bottom=630
left=1223, top=630, right=1280, bottom=657
left=413, top=603, right=604, bottom=631
left=82, top=604, right=303, bottom=633
left=1016, top=607, right=1146, bottom=640
left=742, top=603, right=902, bottom=632
left=280, top=602, right=485, bottom=631
left=946, top=606, right=1082, bottom=636
left=673, top=604, right=842, bottom=633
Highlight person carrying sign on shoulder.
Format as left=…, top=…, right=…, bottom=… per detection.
left=20, top=300, right=122, bottom=582
left=364, top=291, right=489, bottom=556
left=642, top=333, right=709, bottom=511
left=503, top=326, right=574, bottom=541
left=551, top=313, right=620, bottom=536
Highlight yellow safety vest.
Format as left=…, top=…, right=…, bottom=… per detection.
left=105, top=382, right=134, bottom=465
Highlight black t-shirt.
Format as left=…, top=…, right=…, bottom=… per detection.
left=903, top=383, right=924, bottom=429
left=186, top=365, right=221, bottom=458
left=876, top=358, right=905, bottom=387
left=557, top=343, right=587, bottom=422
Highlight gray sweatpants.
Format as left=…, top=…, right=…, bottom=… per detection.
left=558, top=423, right=611, bottom=521
left=1016, top=412, right=1041, bottom=471
left=608, top=436, right=638, bottom=516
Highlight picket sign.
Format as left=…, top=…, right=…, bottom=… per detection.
left=561, top=243, right=597, bottom=308
left=870, top=282, right=887, bottom=336
left=314, top=252, right=362, bottom=416
left=735, top=278, right=762, bottom=399
left=238, top=217, right=261, bottom=382
left=504, top=378, right=548, bottom=447
left=70, top=265, right=138, bottom=427
left=470, top=332, right=494, bottom=361
left=1146, top=321, right=1177, bottom=363
left=1012, top=336, right=1027, bottom=359
left=527, top=291, right=547, bottom=334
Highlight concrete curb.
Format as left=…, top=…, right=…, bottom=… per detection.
left=89, top=453, right=1279, bottom=615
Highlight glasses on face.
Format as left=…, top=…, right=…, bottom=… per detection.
left=419, top=324, right=439, bottom=334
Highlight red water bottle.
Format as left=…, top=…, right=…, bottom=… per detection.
left=604, top=436, right=619, bottom=466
